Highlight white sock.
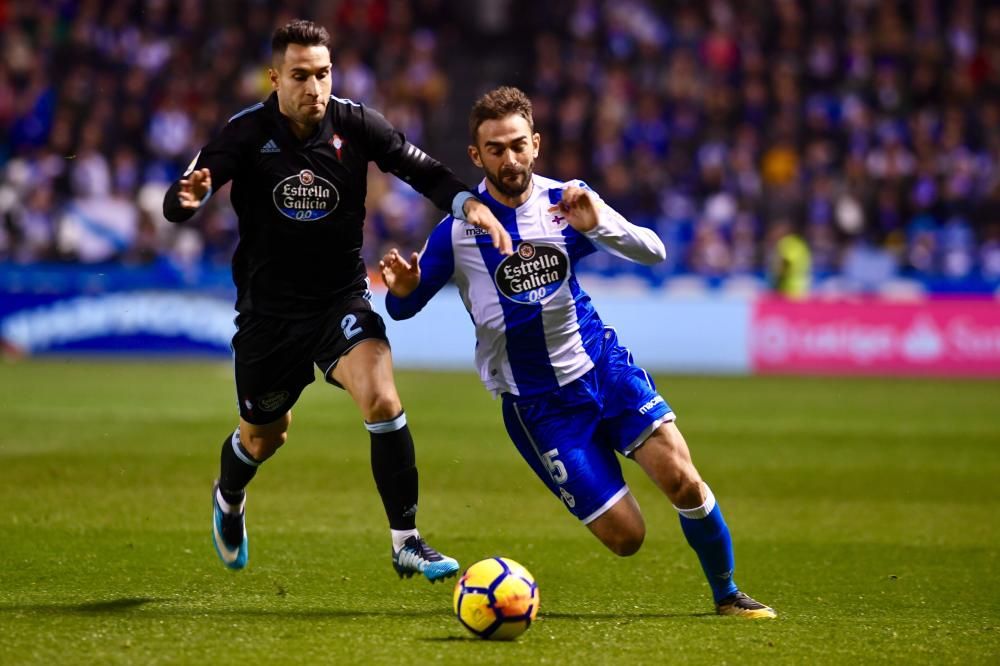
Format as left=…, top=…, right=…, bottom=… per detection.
left=391, top=528, right=420, bottom=553
left=673, top=483, right=716, bottom=519
left=216, top=487, right=245, bottom=514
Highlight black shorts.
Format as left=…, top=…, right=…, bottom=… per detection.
left=231, top=295, right=389, bottom=424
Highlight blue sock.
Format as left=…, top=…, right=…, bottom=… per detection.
left=676, top=485, right=739, bottom=603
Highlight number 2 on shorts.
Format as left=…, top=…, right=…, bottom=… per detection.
left=341, top=314, right=363, bottom=340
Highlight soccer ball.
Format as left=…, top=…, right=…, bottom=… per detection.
left=452, top=557, right=539, bottom=640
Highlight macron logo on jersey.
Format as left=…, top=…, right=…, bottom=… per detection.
left=638, top=395, right=664, bottom=415
left=260, top=139, right=280, bottom=154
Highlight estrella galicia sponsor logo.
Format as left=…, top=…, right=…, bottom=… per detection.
left=494, top=241, right=569, bottom=304
left=256, top=390, right=290, bottom=412
left=272, top=169, right=339, bottom=221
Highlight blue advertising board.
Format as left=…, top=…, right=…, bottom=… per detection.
left=0, top=291, right=236, bottom=356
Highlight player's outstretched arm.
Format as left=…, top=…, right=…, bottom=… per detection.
left=384, top=219, right=457, bottom=320
left=463, top=198, right=513, bottom=255
left=379, top=248, right=421, bottom=298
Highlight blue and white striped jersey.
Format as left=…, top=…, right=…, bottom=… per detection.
left=385, top=174, right=665, bottom=397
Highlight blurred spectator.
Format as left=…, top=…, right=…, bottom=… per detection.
left=55, top=195, right=137, bottom=263
left=980, top=224, right=1000, bottom=282
left=12, top=186, right=58, bottom=263
left=688, top=222, right=732, bottom=278
left=842, top=236, right=898, bottom=293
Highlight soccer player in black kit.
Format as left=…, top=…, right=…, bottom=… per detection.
left=162, top=20, right=512, bottom=581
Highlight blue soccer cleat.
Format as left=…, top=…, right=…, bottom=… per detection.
left=392, top=535, right=459, bottom=583
left=212, top=481, right=248, bottom=570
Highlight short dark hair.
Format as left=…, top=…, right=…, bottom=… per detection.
left=271, top=19, right=330, bottom=59
left=469, top=86, right=534, bottom=144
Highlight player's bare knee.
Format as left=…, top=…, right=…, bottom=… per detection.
left=245, top=430, right=287, bottom=460
left=618, top=529, right=645, bottom=557
left=657, top=456, right=700, bottom=501
left=365, top=393, right=403, bottom=424
left=605, top=525, right=645, bottom=557
left=671, top=473, right=703, bottom=508
left=589, top=498, right=644, bottom=557
left=241, top=413, right=290, bottom=460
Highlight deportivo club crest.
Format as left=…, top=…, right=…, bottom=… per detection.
left=272, top=169, right=340, bottom=221
left=494, top=241, right=569, bottom=305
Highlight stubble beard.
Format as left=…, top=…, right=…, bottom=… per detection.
left=486, top=162, right=533, bottom=199
left=278, top=90, right=326, bottom=136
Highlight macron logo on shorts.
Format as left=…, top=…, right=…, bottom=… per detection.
left=638, top=395, right=665, bottom=415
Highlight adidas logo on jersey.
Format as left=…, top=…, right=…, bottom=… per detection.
left=260, top=139, right=280, bottom=153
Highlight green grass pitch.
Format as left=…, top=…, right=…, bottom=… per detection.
left=1, top=361, right=998, bottom=664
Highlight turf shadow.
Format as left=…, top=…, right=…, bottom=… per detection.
left=541, top=611, right=715, bottom=620
left=0, top=597, right=159, bottom=614
left=73, top=597, right=158, bottom=613
left=0, top=603, right=450, bottom=620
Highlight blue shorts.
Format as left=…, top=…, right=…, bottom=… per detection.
left=501, top=328, right=675, bottom=524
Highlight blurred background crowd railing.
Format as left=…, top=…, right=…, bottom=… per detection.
left=2, top=0, right=1000, bottom=297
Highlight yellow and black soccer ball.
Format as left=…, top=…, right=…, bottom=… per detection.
left=452, top=557, right=539, bottom=640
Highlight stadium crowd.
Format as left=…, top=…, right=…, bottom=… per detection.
left=2, top=0, right=1000, bottom=293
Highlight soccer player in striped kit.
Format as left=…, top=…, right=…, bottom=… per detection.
left=380, top=87, right=775, bottom=617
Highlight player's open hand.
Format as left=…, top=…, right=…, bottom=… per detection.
left=178, top=168, right=212, bottom=209
left=379, top=248, right=421, bottom=297
left=548, top=185, right=599, bottom=232
left=463, top=198, right=513, bottom=255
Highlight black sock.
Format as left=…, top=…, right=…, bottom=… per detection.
left=219, top=428, right=259, bottom=505
left=368, top=411, right=418, bottom=530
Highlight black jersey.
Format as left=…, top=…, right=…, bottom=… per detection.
left=163, top=92, right=470, bottom=318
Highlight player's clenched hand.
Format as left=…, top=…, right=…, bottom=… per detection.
left=463, top=198, right=513, bottom=255
left=178, top=168, right=212, bottom=209
left=548, top=185, right=599, bottom=233
left=379, top=248, right=421, bottom=297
